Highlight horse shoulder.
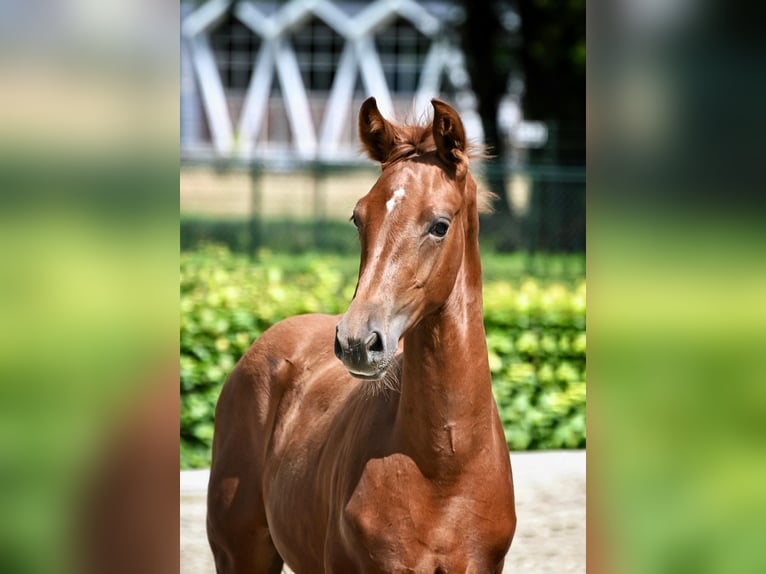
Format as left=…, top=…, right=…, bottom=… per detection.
left=212, top=313, right=337, bottom=431
left=236, top=313, right=340, bottom=383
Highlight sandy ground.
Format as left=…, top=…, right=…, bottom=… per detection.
left=180, top=168, right=378, bottom=220
left=181, top=450, right=585, bottom=573
left=179, top=167, right=532, bottom=222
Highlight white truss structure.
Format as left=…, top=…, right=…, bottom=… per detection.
left=182, top=0, right=544, bottom=162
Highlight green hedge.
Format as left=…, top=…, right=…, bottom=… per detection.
left=180, top=245, right=586, bottom=468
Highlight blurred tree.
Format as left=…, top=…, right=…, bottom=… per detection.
left=459, top=1, right=517, bottom=249
left=517, top=0, right=585, bottom=165
left=459, top=0, right=585, bottom=251
left=517, top=0, right=585, bottom=253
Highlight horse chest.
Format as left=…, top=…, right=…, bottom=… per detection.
left=332, top=456, right=506, bottom=573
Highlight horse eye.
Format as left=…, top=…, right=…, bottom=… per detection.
left=350, top=213, right=359, bottom=228
left=429, top=219, right=450, bottom=238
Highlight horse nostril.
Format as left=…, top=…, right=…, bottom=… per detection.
left=334, top=332, right=343, bottom=360
left=365, top=331, right=384, bottom=354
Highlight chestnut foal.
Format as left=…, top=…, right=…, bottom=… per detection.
left=207, top=98, right=516, bottom=573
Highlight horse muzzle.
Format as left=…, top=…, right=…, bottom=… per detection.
left=334, top=319, right=395, bottom=380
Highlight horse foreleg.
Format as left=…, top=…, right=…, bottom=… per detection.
left=207, top=517, right=283, bottom=574
left=207, top=362, right=284, bottom=574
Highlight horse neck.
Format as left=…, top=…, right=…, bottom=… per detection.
left=395, top=221, right=494, bottom=476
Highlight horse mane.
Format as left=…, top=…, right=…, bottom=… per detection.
left=376, top=121, right=497, bottom=214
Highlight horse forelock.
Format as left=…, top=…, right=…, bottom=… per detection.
left=387, top=124, right=431, bottom=160
left=379, top=121, right=494, bottom=213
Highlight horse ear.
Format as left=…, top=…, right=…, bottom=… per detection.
left=431, top=98, right=467, bottom=173
left=358, top=97, right=396, bottom=163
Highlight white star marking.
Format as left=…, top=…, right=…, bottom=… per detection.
left=386, top=188, right=406, bottom=213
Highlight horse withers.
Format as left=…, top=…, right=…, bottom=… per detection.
left=207, top=97, right=516, bottom=573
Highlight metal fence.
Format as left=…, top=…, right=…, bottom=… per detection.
left=180, top=159, right=584, bottom=256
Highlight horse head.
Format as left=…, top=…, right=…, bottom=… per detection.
left=334, top=97, right=481, bottom=380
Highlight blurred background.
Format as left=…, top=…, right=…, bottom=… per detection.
left=179, top=0, right=587, bottom=470
left=7, top=0, right=764, bottom=572
left=0, top=1, right=179, bottom=572
left=179, top=5, right=586, bottom=572
left=179, top=0, right=585, bottom=255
